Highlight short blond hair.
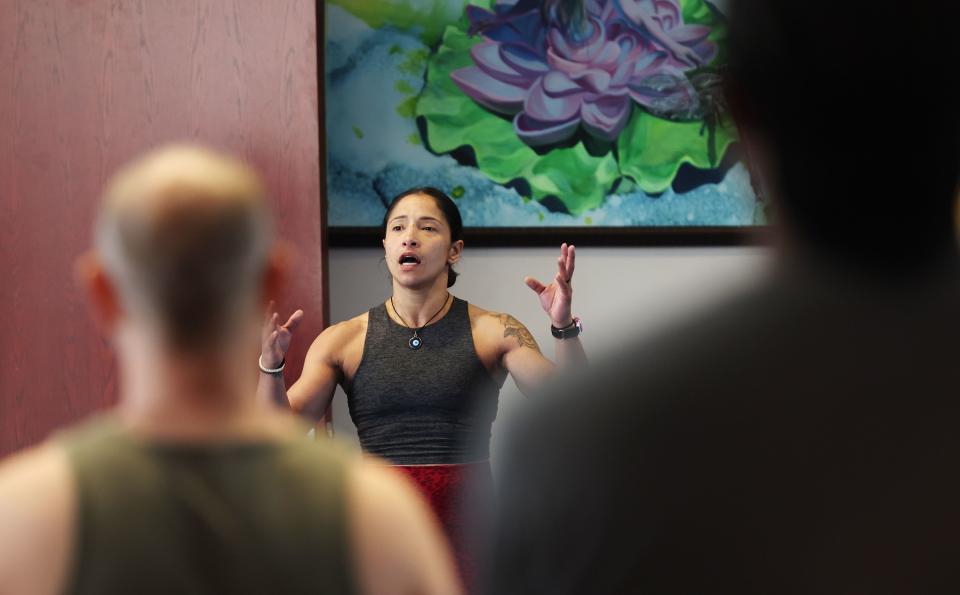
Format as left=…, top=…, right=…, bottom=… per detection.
left=96, top=145, right=271, bottom=349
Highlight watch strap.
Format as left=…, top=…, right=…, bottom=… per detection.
left=551, top=317, right=582, bottom=339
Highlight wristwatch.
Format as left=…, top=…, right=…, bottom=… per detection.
left=551, top=316, right=582, bottom=339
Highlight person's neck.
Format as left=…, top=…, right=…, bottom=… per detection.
left=115, top=331, right=275, bottom=441
left=389, top=278, right=451, bottom=328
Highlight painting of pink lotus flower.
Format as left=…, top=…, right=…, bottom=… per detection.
left=453, top=0, right=715, bottom=145
left=325, top=0, right=763, bottom=243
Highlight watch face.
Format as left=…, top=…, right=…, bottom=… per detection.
left=552, top=319, right=581, bottom=339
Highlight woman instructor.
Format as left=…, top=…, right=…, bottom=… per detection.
left=257, top=187, right=586, bottom=583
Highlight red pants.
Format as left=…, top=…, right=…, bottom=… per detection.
left=395, top=462, right=492, bottom=591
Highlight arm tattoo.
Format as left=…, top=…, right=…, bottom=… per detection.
left=494, top=313, right=541, bottom=352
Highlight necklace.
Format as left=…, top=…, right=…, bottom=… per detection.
left=390, top=293, right=451, bottom=350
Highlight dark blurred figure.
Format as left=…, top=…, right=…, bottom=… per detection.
left=485, top=1, right=960, bottom=594
left=0, top=146, right=461, bottom=595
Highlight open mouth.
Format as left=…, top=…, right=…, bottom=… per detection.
left=399, top=253, right=421, bottom=268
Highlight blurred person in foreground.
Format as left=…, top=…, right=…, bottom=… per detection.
left=0, top=145, right=461, bottom=595
left=485, top=1, right=960, bottom=594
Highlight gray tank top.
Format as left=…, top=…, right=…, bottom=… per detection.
left=346, top=297, right=501, bottom=465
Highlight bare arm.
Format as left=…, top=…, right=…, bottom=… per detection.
left=258, top=325, right=350, bottom=424
left=553, top=325, right=587, bottom=368
left=256, top=303, right=347, bottom=424
left=348, top=461, right=463, bottom=595
left=518, top=242, right=588, bottom=380
left=256, top=302, right=304, bottom=410
left=495, top=312, right=584, bottom=396
left=286, top=330, right=343, bottom=421
left=494, top=312, right=552, bottom=396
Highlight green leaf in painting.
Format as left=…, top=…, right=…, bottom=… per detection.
left=527, top=144, right=619, bottom=214
left=328, top=0, right=469, bottom=45
left=617, top=111, right=736, bottom=194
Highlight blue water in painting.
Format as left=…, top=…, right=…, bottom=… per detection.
left=325, top=4, right=759, bottom=228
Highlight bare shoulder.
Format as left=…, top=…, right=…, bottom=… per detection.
left=0, top=443, right=74, bottom=595
left=0, top=442, right=72, bottom=514
left=320, top=311, right=368, bottom=343
left=346, top=459, right=462, bottom=595
left=470, top=304, right=541, bottom=353
left=468, top=303, right=495, bottom=336
left=304, top=311, right=368, bottom=362
left=346, top=458, right=437, bottom=544
left=347, top=458, right=422, bottom=511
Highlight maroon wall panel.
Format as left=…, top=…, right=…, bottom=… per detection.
left=0, top=0, right=326, bottom=455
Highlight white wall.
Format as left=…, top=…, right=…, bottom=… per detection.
left=326, top=246, right=772, bottom=459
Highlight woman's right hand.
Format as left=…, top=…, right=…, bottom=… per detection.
left=261, top=300, right=304, bottom=368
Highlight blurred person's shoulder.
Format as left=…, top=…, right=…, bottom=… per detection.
left=491, top=272, right=960, bottom=593
left=346, top=456, right=465, bottom=595
left=517, top=265, right=960, bottom=453
left=49, top=411, right=361, bottom=497
left=506, top=279, right=780, bottom=432
left=502, top=268, right=960, bottom=461
left=0, top=440, right=74, bottom=595
left=0, top=440, right=73, bottom=513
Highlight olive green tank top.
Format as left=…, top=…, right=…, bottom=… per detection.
left=57, top=415, right=356, bottom=595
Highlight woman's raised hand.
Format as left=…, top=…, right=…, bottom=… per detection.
left=261, top=300, right=304, bottom=367
left=524, top=243, right=576, bottom=328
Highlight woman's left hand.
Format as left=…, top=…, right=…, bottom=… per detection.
left=524, top=243, right=576, bottom=328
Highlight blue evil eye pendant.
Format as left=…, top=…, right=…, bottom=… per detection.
left=408, top=333, right=423, bottom=350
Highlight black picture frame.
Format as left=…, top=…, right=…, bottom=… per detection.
left=329, top=225, right=771, bottom=247
left=318, top=0, right=770, bottom=249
